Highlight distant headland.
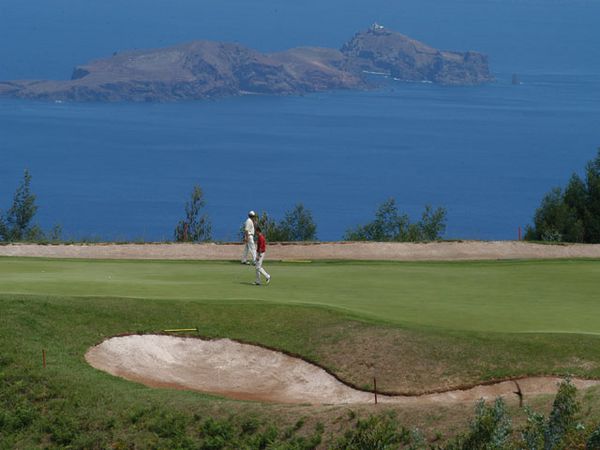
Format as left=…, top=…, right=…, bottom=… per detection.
left=0, top=25, right=493, bottom=102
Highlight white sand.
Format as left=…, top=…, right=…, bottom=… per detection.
left=85, top=335, right=600, bottom=405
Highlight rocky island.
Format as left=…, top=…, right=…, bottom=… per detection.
left=0, top=25, right=493, bottom=102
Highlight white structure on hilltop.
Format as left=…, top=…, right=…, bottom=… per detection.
left=371, top=23, right=385, bottom=31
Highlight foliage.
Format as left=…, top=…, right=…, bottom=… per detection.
left=526, top=149, right=600, bottom=243
left=174, top=184, right=212, bottom=242
left=445, top=398, right=512, bottom=450
left=344, top=198, right=446, bottom=242
left=257, top=204, right=317, bottom=241
left=587, top=425, right=600, bottom=450
left=0, top=353, right=323, bottom=449
left=419, top=204, right=448, bottom=241
left=277, top=203, right=317, bottom=241
left=0, top=170, right=39, bottom=242
left=520, top=379, right=582, bottom=449
left=332, top=411, right=414, bottom=450
left=256, top=210, right=287, bottom=242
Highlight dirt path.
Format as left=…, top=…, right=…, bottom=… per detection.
left=86, top=335, right=600, bottom=405
left=3, top=241, right=600, bottom=261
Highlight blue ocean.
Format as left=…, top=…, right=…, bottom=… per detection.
left=1, top=0, right=599, bottom=241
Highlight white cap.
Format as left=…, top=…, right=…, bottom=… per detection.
left=248, top=210, right=256, bottom=217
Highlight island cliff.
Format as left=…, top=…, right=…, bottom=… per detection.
left=0, top=26, right=493, bottom=102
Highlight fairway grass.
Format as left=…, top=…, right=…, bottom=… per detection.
left=1, top=257, right=599, bottom=333
left=2, top=257, right=600, bottom=447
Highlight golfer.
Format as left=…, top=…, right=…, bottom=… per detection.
left=241, top=210, right=257, bottom=264
left=254, top=226, right=271, bottom=285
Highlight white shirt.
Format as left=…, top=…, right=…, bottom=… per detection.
left=244, top=217, right=255, bottom=237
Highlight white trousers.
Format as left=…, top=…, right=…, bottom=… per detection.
left=255, top=252, right=270, bottom=283
left=242, top=236, right=256, bottom=263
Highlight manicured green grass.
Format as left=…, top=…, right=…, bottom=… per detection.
left=1, top=257, right=599, bottom=333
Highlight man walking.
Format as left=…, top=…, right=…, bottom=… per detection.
left=254, top=226, right=271, bottom=285
left=241, top=210, right=257, bottom=264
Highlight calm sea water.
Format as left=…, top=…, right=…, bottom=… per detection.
left=1, top=73, right=599, bottom=241
left=1, top=0, right=599, bottom=241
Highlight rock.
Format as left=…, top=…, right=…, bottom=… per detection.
left=0, top=26, right=493, bottom=102
left=340, top=27, right=493, bottom=85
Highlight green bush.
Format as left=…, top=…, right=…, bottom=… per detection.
left=0, top=169, right=39, bottom=242
left=174, top=184, right=212, bottom=242
left=445, top=398, right=512, bottom=450
left=332, top=411, right=413, bottom=449
left=344, top=198, right=447, bottom=242
left=526, top=148, right=600, bottom=243
left=257, top=204, right=317, bottom=242
left=587, top=425, right=600, bottom=449
left=520, top=378, right=582, bottom=450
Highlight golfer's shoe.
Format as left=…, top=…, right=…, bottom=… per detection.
left=254, top=282, right=261, bottom=286
left=266, top=276, right=271, bottom=285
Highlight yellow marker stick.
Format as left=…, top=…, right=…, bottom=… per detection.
left=163, top=328, right=198, bottom=332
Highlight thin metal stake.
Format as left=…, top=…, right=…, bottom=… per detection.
left=373, top=377, right=378, bottom=404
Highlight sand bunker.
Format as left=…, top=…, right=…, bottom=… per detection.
left=85, top=335, right=600, bottom=405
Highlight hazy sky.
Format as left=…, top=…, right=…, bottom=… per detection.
left=1, top=0, right=599, bottom=79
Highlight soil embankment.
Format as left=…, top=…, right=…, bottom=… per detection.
left=2, top=241, right=600, bottom=261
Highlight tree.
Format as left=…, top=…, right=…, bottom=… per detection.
left=1, top=170, right=39, bottom=242
left=344, top=198, right=446, bottom=242
left=255, top=204, right=318, bottom=242
left=174, top=185, right=211, bottom=242
left=520, top=379, right=581, bottom=449
left=277, top=203, right=317, bottom=241
left=525, top=149, right=600, bottom=243
left=583, top=150, right=600, bottom=242
left=417, top=204, right=447, bottom=241
left=345, top=198, right=407, bottom=241
left=525, top=187, right=582, bottom=242
left=256, top=211, right=286, bottom=242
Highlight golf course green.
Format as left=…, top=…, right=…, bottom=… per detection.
left=1, top=257, right=599, bottom=333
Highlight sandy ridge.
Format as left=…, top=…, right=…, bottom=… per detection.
left=2, top=241, right=600, bottom=261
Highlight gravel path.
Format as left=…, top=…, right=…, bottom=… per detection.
left=2, top=241, right=600, bottom=261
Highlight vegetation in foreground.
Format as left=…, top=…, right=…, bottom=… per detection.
left=2, top=297, right=600, bottom=450
left=2, top=284, right=600, bottom=446
left=335, top=380, right=600, bottom=449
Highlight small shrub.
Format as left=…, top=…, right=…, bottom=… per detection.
left=546, top=379, right=581, bottom=448
left=519, top=378, right=582, bottom=450
left=240, top=416, right=261, bottom=435
left=199, top=417, right=235, bottom=450
left=332, top=411, right=407, bottom=450
left=174, top=184, right=212, bottom=242
left=148, top=411, right=188, bottom=439
left=587, top=425, right=600, bottom=450
left=344, top=198, right=446, bottom=242
left=446, top=398, right=512, bottom=450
